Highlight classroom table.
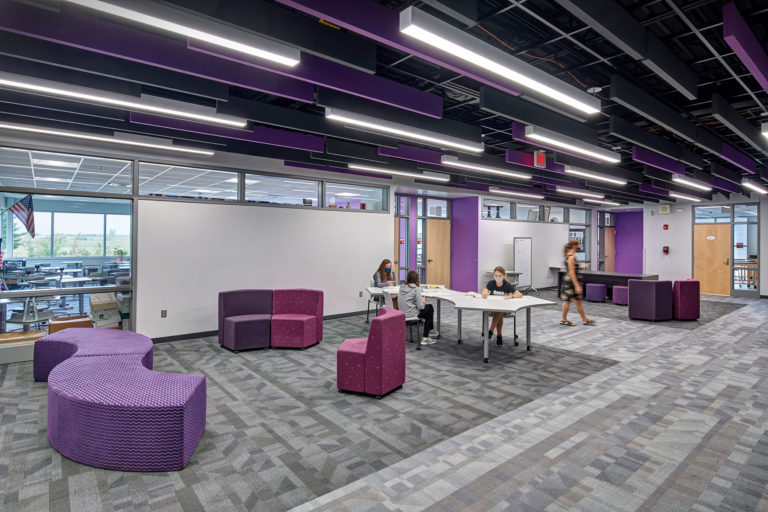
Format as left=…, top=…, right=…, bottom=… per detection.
left=60, top=277, right=96, bottom=314
left=366, top=286, right=554, bottom=362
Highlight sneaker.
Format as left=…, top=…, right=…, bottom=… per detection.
left=427, top=337, right=438, bottom=344
left=421, top=337, right=431, bottom=345
left=496, top=335, right=503, bottom=346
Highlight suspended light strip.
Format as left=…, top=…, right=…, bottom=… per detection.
left=524, top=126, right=621, bottom=163
left=555, top=186, right=604, bottom=199
left=399, top=7, right=600, bottom=115
left=0, top=121, right=214, bottom=155
left=742, top=178, right=768, bottom=195
left=583, top=198, right=621, bottom=206
left=564, top=167, right=626, bottom=185
left=671, top=175, right=712, bottom=191
left=668, top=192, right=702, bottom=202
left=440, top=155, right=531, bottom=180
left=61, top=0, right=300, bottom=66
left=326, top=108, right=484, bottom=154
left=0, top=72, right=248, bottom=128
left=347, top=163, right=450, bottom=182
left=488, top=186, right=544, bottom=199
left=762, top=123, right=768, bottom=139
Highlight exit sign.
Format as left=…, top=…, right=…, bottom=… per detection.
left=534, top=150, right=546, bottom=168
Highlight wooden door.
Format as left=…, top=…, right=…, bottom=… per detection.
left=694, top=223, right=731, bottom=295
left=426, top=219, right=450, bottom=287
left=604, top=227, right=616, bottom=272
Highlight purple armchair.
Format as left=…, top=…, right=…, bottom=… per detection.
left=337, top=306, right=406, bottom=398
left=218, top=289, right=273, bottom=351
left=628, top=280, right=673, bottom=321
left=673, top=280, right=700, bottom=320
left=271, top=289, right=324, bottom=348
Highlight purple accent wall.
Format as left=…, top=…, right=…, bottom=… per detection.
left=632, top=146, right=685, bottom=174
left=450, top=196, right=479, bottom=292
left=615, top=211, right=643, bottom=274
left=378, top=144, right=443, bottom=165
left=723, top=3, right=768, bottom=95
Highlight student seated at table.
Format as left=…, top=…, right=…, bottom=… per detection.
left=482, top=266, right=523, bottom=346
left=373, top=259, right=396, bottom=287
left=399, top=270, right=436, bottom=345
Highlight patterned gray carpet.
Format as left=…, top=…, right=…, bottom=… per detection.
left=0, top=313, right=614, bottom=512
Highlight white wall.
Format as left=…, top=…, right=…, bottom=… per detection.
left=477, top=219, right=569, bottom=291
left=642, top=203, right=693, bottom=281
left=136, top=200, right=393, bottom=338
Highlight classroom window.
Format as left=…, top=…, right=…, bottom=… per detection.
left=425, top=198, right=449, bottom=218
left=244, top=174, right=320, bottom=206
left=396, top=195, right=410, bottom=216
left=139, top=162, right=238, bottom=201
left=733, top=204, right=758, bottom=223
left=417, top=197, right=424, bottom=216
left=482, top=199, right=511, bottom=219
left=324, top=183, right=386, bottom=211
left=694, top=205, right=731, bottom=223
left=516, top=204, right=539, bottom=221
left=569, top=208, right=589, bottom=225
left=544, top=206, right=565, bottom=223
left=416, top=218, right=424, bottom=266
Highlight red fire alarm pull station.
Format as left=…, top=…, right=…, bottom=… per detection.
left=534, top=150, right=546, bottom=168
left=663, top=224, right=669, bottom=230
left=663, top=246, right=669, bottom=254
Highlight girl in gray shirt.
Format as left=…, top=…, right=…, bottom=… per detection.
left=398, top=270, right=436, bottom=345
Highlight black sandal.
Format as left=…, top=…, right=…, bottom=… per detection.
left=583, top=319, right=596, bottom=325
left=560, top=320, right=575, bottom=326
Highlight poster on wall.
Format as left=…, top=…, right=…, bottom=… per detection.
left=569, top=229, right=585, bottom=253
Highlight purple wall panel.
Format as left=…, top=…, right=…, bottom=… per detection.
left=378, top=144, right=443, bottom=165
left=720, top=142, right=757, bottom=174
left=275, top=0, right=523, bottom=98
left=450, top=196, right=479, bottom=292
left=723, top=3, right=768, bottom=95
left=130, top=113, right=325, bottom=152
left=614, top=211, right=643, bottom=274
left=632, top=146, right=685, bottom=174
left=187, top=39, right=443, bottom=118
left=0, top=0, right=314, bottom=102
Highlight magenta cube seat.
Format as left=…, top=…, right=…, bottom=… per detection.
left=47, top=354, right=206, bottom=472
left=218, top=289, right=272, bottom=351
left=585, top=283, right=606, bottom=302
left=612, top=285, right=629, bottom=305
left=337, top=306, right=406, bottom=398
left=628, top=280, right=673, bottom=321
left=271, top=289, right=323, bottom=349
left=34, top=328, right=153, bottom=382
left=673, top=280, right=700, bottom=320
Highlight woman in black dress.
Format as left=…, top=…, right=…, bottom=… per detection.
left=560, top=240, right=594, bottom=326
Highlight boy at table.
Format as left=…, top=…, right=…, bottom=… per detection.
left=481, top=265, right=523, bottom=346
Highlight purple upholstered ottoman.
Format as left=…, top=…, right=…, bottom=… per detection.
left=612, top=286, right=629, bottom=305
left=47, top=354, right=206, bottom=472
left=585, top=283, right=606, bottom=302
left=673, top=280, right=700, bottom=320
left=628, top=280, right=673, bottom=321
left=34, top=328, right=153, bottom=382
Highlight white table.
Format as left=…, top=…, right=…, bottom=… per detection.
left=366, top=286, right=553, bottom=362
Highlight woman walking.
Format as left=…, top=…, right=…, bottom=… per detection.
left=560, top=239, right=594, bottom=326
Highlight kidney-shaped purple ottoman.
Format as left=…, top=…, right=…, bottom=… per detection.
left=47, top=354, right=206, bottom=472
left=34, top=328, right=153, bottom=382
left=628, top=280, right=673, bottom=321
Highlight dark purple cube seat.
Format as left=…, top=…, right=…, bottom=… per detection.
left=47, top=354, right=206, bottom=472
left=33, top=328, right=153, bottom=382
left=612, top=285, right=629, bottom=306
left=218, top=289, right=272, bottom=351
left=628, top=280, right=673, bottom=321
left=673, top=280, right=700, bottom=320
left=585, top=283, right=606, bottom=302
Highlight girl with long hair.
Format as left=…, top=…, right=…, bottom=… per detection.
left=560, top=240, right=594, bottom=326
left=398, top=270, right=436, bottom=345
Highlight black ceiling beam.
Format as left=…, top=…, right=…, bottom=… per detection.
left=0, top=33, right=230, bottom=102
left=421, top=0, right=478, bottom=27
left=0, top=90, right=126, bottom=122
left=164, top=0, right=377, bottom=74
left=551, top=0, right=697, bottom=100
left=216, top=96, right=400, bottom=148
left=711, top=93, right=768, bottom=155
left=710, top=162, right=742, bottom=184
left=325, top=139, right=388, bottom=164
left=608, top=116, right=704, bottom=169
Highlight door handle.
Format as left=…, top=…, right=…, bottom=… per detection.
left=393, top=260, right=398, bottom=264
left=427, top=258, right=434, bottom=263
left=723, top=258, right=730, bottom=265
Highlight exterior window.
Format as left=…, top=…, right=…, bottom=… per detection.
left=734, top=204, right=758, bottom=223
left=325, top=183, right=386, bottom=211
left=482, top=199, right=510, bottom=219
left=106, top=215, right=132, bottom=257
left=245, top=174, right=320, bottom=206
left=11, top=211, right=52, bottom=258
left=425, top=198, right=449, bottom=218
left=516, top=204, right=539, bottom=221
left=54, top=213, right=105, bottom=257
left=139, top=162, right=238, bottom=200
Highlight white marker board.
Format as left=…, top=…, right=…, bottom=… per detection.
left=513, top=237, right=532, bottom=288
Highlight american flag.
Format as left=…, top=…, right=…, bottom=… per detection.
left=9, top=195, right=35, bottom=238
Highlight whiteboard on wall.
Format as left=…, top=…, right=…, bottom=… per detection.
left=513, top=237, right=532, bottom=288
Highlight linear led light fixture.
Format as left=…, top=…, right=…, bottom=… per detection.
left=488, top=186, right=544, bottom=199
left=742, top=178, right=768, bottom=195
left=762, top=123, right=768, bottom=139
left=347, top=163, right=450, bottom=182
left=0, top=121, right=214, bottom=155
left=399, top=7, right=600, bottom=115
left=61, top=0, right=300, bottom=66
left=671, top=175, right=711, bottom=191
left=524, top=126, right=621, bottom=163
left=564, top=167, right=626, bottom=185
left=440, top=155, right=531, bottom=180
left=583, top=198, right=621, bottom=206
left=555, top=186, right=604, bottom=199
left=0, top=72, right=247, bottom=128
left=325, top=108, right=483, bottom=154
left=668, top=192, right=702, bottom=202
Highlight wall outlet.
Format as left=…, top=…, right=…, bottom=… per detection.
left=359, top=291, right=363, bottom=297
left=160, top=309, right=167, bottom=318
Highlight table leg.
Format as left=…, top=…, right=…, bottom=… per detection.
left=366, top=299, right=370, bottom=323
left=435, top=299, right=441, bottom=338
left=0, top=302, right=6, bottom=333
left=482, top=311, right=489, bottom=363
left=457, top=309, right=463, bottom=344
left=526, top=307, right=532, bottom=351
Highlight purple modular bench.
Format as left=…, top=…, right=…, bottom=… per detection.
left=34, top=328, right=206, bottom=472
